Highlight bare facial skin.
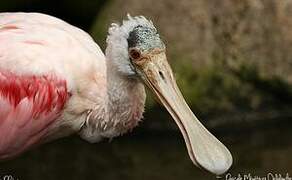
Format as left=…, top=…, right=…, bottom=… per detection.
left=129, top=47, right=233, bottom=175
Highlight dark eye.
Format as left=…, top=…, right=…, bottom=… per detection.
left=129, top=49, right=141, bottom=60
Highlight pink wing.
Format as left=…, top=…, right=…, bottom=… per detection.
left=0, top=70, right=69, bottom=159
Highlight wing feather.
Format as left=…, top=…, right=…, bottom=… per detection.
left=0, top=12, right=105, bottom=159
left=0, top=71, right=69, bottom=159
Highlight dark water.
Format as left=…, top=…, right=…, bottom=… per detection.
left=0, top=120, right=291, bottom=180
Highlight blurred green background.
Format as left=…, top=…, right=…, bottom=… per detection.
left=1, top=0, right=292, bottom=179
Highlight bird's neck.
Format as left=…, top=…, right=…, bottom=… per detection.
left=106, top=61, right=146, bottom=132
left=79, top=59, right=146, bottom=143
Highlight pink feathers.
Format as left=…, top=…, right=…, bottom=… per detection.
left=0, top=71, right=69, bottom=159
left=0, top=25, right=20, bottom=31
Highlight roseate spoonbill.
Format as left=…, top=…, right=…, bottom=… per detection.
left=0, top=12, right=232, bottom=175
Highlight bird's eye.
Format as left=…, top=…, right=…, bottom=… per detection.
left=129, top=48, right=141, bottom=60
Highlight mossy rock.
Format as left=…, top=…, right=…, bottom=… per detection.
left=91, top=0, right=292, bottom=117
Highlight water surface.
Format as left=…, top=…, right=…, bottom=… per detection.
left=0, top=119, right=291, bottom=180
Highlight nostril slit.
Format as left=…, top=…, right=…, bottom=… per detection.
left=159, top=71, right=165, bottom=80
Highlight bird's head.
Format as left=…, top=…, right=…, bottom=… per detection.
left=106, top=15, right=232, bottom=175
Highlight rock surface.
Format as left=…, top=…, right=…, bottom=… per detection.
left=92, top=0, right=292, bottom=118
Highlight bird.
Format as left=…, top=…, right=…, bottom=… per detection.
left=0, top=12, right=232, bottom=175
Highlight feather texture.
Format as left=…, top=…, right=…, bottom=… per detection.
left=0, top=12, right=146, bottom=158
left=0, top=71, right=68, bottom=159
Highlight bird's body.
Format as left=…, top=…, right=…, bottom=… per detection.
left=0, top=13, right=145, bottom=159
left=0, top=12, right=232, bottom=175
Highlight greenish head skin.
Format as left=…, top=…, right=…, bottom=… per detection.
left=127, top=25, right=165, bottom=52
